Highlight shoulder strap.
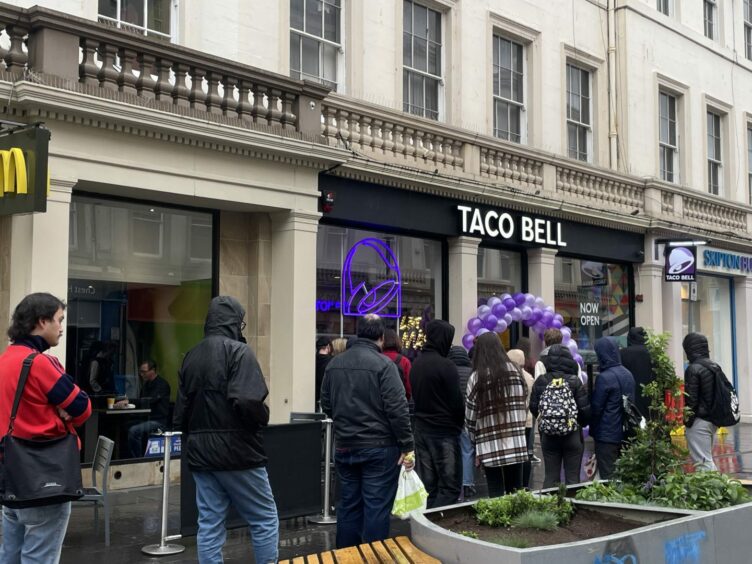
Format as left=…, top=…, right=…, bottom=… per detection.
left=7, top=352, right=39, bottom=435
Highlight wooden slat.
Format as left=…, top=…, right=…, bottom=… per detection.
left=370, top=541, right=395, bottom=563
left=333, top=546, right=366, bottom=564
left=306, top=556, right=321, bottom=564
left=292, top=558, right=305, bottom=564
left=358, top=543, right=381, bottom=564
left=394, top=536, right=441, bottom=564
left=320, top=551, right=336, bottom=564
left=383, top=538, right=411, bottom=564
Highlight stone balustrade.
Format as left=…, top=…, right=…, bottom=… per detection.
left=683, top=194, right=748, bottom=232
left=556, top=164, right=645, bottom=213
left=479, top=146, right=544, bottom=192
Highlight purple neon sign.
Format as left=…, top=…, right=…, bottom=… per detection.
left=341, top=238, right=402, bottom=318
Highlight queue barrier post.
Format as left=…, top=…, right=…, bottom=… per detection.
left=308, top=418, right=337, bottom=524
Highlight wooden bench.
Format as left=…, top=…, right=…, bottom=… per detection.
left=279, top=535, right=441, bottom=563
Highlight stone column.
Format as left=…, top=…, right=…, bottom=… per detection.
left=447, top=237, right=480, bottom=345
left=8, top=180, right=73, bottom=360
left=269, top=209, right=321, bottom=423
left=661, top=280, right=684, bottom=379
left=734, top=277, right=752, bottom=422
left=635, top=236, right=665, bottom=334
left=527, top=247, right=558, bottom=357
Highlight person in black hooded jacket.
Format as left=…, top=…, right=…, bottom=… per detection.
left=410, top=320, right=464, bottom=508
left=683, top=332, right=721, bottom=471
left=448, top=345, right=475, bottom=500
left=173, top=296, right=278, bottom=564
left=620, top=327, right=654, bottom=419
left=530, top=344, right=590, bottom=488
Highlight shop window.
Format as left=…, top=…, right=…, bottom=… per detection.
left=98, top=0, right=173, bottom=40
left=493, top=35, right=525, bottom=143
left=477, top=247, right=521, bottom=297
left=189, top=218, right=212, bottom=261
left=566, top=63, right=591, bottom=162
left=290, top=0, right=341, bottom=90
left=403, top=0, right=443, bottom=120
left=554, top=257, right=631, bottom=361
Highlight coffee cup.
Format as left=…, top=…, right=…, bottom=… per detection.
left=106, top=397, right=115, bottom=409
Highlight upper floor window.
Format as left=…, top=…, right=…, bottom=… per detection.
left=493, top=35, right=524, bottom=143
left=566, top=63, right=591, bottom=162
left=745, top=0, right=752, bottom=59
left=98, top=0, right=172, bottom=40
left=657, top=0, right=671, bottom=16
left=132, top=210, right=164, bottom=257
left=704, top=0, right=717, bottom=40
left=707, top=111, right=722, bottom=195
left=403, top=0, right=442, bottom=120
left=747, top=126, right=752, bottom=202
left=290, top=0, right=341, bottom=90
left=659, top=91, right=678, bottom=183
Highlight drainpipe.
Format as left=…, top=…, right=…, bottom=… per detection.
left=608, top=0, right=618, bottom=170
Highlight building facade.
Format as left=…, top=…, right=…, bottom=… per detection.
left=1, top=0, right=752, bottom=458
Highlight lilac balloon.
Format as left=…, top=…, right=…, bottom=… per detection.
left=537, top=331, right=545, bottom=340
left=500, top=293, right=512, bottom=303
left=544, top=306, right=555, bottom=313
left=477, top=305, right=491, bottom=320
left=561, top=326, right=572, bottom=337
left=487, top=296, right=501, bottom=309
left=552, top=319, right=563, bottom=329
left=492, top=303, right=507, bottom=318
left=554, top=313, right=564, bottom=324
left=510, top=307, right=522, bottom=321
left=484, top=314, right=499, bottom=330
left=573, top=353, right=583, bottom=366
left=534, top=297, right=545, bottom=308
left=513, top=293, right=526, bottom=306
left=476, top=328, right=490, bottom=337
left=495, top=320, right=508, bottom=333
left=541, top=311, right=554, bottom=325
left=503, top=297, right=516, bottom=310
left=567, top=340, right=578, bottom=354
left=462, top=333, right=475, bottom=349
left=503, top=313, right=513, bottom=325
left=467, top=317, right=483, bottom=333
left=562, top=333, right=571, bottom=345
left=525, top=293, right=536, bottom=307
left=520, top=305, right=532, bottom=319
left=522, top=318, right=534, bottom=327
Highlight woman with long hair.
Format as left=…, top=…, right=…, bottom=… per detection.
left=465, top=332, right=529, bottom=497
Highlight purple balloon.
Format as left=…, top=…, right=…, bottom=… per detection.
left=478, top=305, right=491, bottom=320
left=552, top=319, right=563, bottom=329
left=503, top=297, right=516, bottom=310
left=561, top=326, right=572, bottom=337
left=562, top=333, right=571, bottom=345
left=467, top=317, right=483, bottom=333
left=573, top=353, right=583, bottom=366
left=582, top=425, right=589, bottom=439
left=537, top=331, right=545, bottom=340
left=541, top=311, right=554, bottom=325
left=554, top=313, right=564, bottom=324
left=476, top=328, right=490, bottom=337
left=503, top=313, right=513, bottom=325
left=520, top=305, right=532, bottom=319
left=500, top=293, right=512, bottom=302
left=525, top=293, right=536, bottom=307
left=495, top=320, right=508, bottom=333
left=487, top=296, right=501, bottom=309
left=492, top=303, right=507, bottom=318
left=531, top=309, right=543, bottom=322
left=484, top=314, right=499, bottom=330
left=567, top=340, right=578, bottom=354
left=513, top=293, right=526, bottom=306
left=544, top=306, right=555, bottom=313
left=535, top=297, right=545, bottom=308
left=510, top=307, right=522, bottom=321
left=462, top=333, right=475, bottom=349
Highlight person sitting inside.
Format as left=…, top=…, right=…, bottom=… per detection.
left=123, top=360, right=171, bottom=457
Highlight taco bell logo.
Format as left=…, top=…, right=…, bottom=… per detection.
left=665, top=246, right=696, bottom=282
left=342, top=238, right=402, bottom=318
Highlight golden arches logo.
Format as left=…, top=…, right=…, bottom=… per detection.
left=0, top=148, right=27, bottom=196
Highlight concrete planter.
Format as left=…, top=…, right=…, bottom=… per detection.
left=410, top=499, right=752, bottom=563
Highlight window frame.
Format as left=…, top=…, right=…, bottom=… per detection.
left=747, top=125, right=752, bottom=203
left=659, top=91, right=679, bottom=183
left=566, top=62, right=593, bottom=163
left=402, top=0, right=444, bottom=121
left=289, top=0, right=343, bottom=91
left=97, top=0, right=175, bottom=41
left=745, top=0, right=752, bottom=60
left=706, top=110, right=723, bottom=196
left=657, top=0, right=671, bottom=16
left=131, top=209, right=165, bottom=258
left=703, top=0, right=717, bottom=40
left=492, top=34, right=526, bottom=143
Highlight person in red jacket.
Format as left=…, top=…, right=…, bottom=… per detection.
left=0, top=293, right=91, bottom=564
left=381, top=329, right=412, bottom=400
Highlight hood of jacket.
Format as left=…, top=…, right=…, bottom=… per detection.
left=595, top=337, right=622, bottom=370
left=683, top=332, right=710, bottom=362
left=448, top=345, right=471, bottom=367
left=507, top=348, right=525, bottom=369
left=541, top=344, right=579, bottom=375
left=423, top=320, right=455, bottom=357
left=627, top=327, right=647, bottom=347
left=204, top=296, right=245, bottom=340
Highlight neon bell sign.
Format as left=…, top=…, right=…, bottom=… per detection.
left=342, top=238, right=402, bottom=318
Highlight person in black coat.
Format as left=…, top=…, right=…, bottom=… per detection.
left=530, top=344, right=590, bottom=488
left=448, top=345, right=475, bottom=499
left=619, top=327, right=654, bottom=418
left=315, top=337, right=332, bottom=411
left=410, top=320, right=464, bottom=508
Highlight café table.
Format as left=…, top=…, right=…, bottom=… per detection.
left=83, top=407, right=152, bottom=462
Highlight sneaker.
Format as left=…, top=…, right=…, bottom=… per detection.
left=530, top=455, right=541, bottom=464
left=462, top=485, right=477, bottom=500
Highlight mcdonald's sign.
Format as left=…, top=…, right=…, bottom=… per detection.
left=0, top=125, right=50, bottom=216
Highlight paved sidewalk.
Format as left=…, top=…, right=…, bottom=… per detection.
left=51, top=423, right=752, bottom=563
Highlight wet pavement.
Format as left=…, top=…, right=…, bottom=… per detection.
left=42, top=423, right=752, bottom=562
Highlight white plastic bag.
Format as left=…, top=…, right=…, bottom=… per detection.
left=391, top=467, right=428, bottom=520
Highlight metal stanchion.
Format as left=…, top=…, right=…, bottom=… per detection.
left=309, top=418, right=337, bottom=524
left=142, top=431, right=186, bottom=556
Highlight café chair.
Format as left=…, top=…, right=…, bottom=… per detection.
left=79, top=435, right=115, bottom=546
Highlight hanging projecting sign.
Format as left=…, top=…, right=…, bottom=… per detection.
left=0, top=125, right=50, bottom=216
left=664, top=245, right=697, bottom=282
left=457, top=205, right=567, bottom=247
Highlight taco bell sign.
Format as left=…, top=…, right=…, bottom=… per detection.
left=664, top=245, right=696, bottom=282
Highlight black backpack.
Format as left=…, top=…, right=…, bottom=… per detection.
left=697, top=359, right=740, bottom=428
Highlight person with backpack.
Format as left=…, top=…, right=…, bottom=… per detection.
left=382, top=329, right=412, bottom=400
left=530, top=344, right=590, bottom=488
left=465, top=333, right=529, bottom=497
left=590, top=337, right=636, bottom=480
left=683, top=332, right=740, bottom=471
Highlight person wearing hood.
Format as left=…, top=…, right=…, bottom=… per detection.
left=683, top=332, right=721, bottom=471
left=410, top=319, right=464, bottom=508
left=315, top=337, right=332, bottom=411
left=620, top=327, right=654, bottom=418
left=173, top=296, right=278, bottom=564
left=591, top=337, right=636, bottom=479
left=448, top=345, right=475, bottom=500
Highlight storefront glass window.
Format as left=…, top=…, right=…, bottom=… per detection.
left=554, top=257, right=631, bottom=361
left=477, top=247, right=522, bottom=348
left=316, top=225, right=442, bottom=354
left=67, top=196, right=214, bottom=461
left=682, top=276, right=734, bottom=382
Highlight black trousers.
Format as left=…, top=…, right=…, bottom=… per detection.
left=522, top=426, right=535, bottom=488
left=415, top=431, right=462, bottom=509
left=539, top=430, right=584, bottom=488
left=594, top=441, right=622, bottom=480
left=484, top=463, right=524, bottom=498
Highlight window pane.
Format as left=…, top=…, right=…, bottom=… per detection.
left=99, top=0, right=117, bottom=18
left=414, top=37, right=427, bottom=71
left=501, top=39, right=511, bottom=70
left=403, top=69, right=410, bottom=112
left=578, top=125, right=587, bottom=160
left=414, top=4, right=427, bottom=39
left=570, top=93, right=581, bottom=123
left=290, top=34, right=301, bottom=73
left=669, top=119, right=677, bottom=146
left=496, top=100, right=509, bottom=138
left=302, top=35, right=320, bottom=78
left=403, top=32, right=412, bottom=66
left=428, top=42, right=440, bottom=75
left=404, top=0, right=412, bottom=32
left=147, top=0, right=170, bottom=34
left=323, top=42, right=337, bottom=86
left=306, top=0, right=323, bottom=37
left=568, top=122, right=578, bottom=157
left=411, top=71, right=423, bottom=113
left=580, top=69, right=589, bottom=98
left=581, top=92, right=590, bottom=125
left=493, top=37, right=500, bottom=67
left=513, top=71, right=523, bottom=102
left=660, top=117, right=669, bottom=144
left=510, top=106, right=521, bottom=142
left=500, top=68, right=511, bottom=99
left=428, top=9, right=441, bottom=42
left=513, top=43, right=523, bottom=73
left=122, top=0, right=145, bottom=27
left=425, top=77, right=439, bottom=119
left=291, top=0, right=304, bottom=30
left=324, top=2, right=339, bottom=42
left=493, top=63, right=499, bottom=96
left=660, top=147, right=667, bottom=179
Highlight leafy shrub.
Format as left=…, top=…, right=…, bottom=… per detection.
left=511, top=509, right=559, bottom=531
left=474, top=490, right=573, bottom=528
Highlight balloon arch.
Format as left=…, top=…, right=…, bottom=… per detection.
left=462, top=292, right=583, bottom=367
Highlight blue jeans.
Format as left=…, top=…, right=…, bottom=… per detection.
left=128, top=420, right=163, bottom=458
left=0, top=501, right=71, bottom=564
left=459, top=429, right=475, bottom=487
left=193, top=468, right=279, bottom=564
left=334, top=446, right=400, bottom=549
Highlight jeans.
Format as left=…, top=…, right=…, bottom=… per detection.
left=594, top=441, right=622, bottom=480
left=127, top=420, right=163, bottom=458
left=484, top=463, right=524, bottom=498
left=459, top=429, right=475, bottom=487
left=540, top=430, right=584, bottom=488
left=0, top=501, right=71, bottom=564
left=686, top=418, right=718, bottom=471
left=193, top=468, right=279, bottom=564
left=415, top=432, right=461, bottom=509
left=334, top=446, right=401, bottom=549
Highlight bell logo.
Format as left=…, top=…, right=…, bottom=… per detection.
left=0, top=148, right=28, bottom=196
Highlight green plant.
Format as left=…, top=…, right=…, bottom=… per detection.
left=650, top=471, right=750, bottom=511
left=457, top=530, right=479, bottom=539
left=473, top=490, right=574, bottom=528
left=511, top=509, right=559, bottom=531
left=493, top=535, right=532, bottom=549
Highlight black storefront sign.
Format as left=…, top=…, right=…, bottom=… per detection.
left=664, top=245, right=697, bottom=282
left=0, top=125, right=51, bottom=216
